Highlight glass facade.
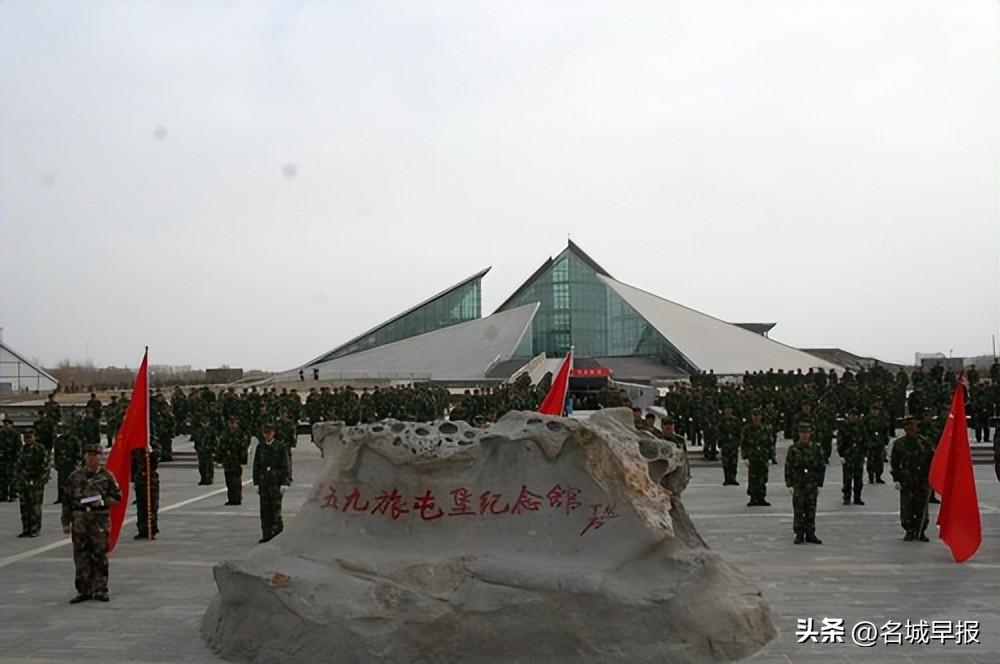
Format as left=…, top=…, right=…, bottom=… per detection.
left=499, top=248, right=694, bottom=370
left=317, top=278, right=482, bottom=362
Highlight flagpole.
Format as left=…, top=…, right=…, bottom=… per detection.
left=145, top=346, right=154, bottom=541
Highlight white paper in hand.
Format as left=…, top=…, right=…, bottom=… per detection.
left=80, top=495, right=103, bottom=505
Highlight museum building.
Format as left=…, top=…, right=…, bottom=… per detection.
left=277, top=241, right=840, bottom=387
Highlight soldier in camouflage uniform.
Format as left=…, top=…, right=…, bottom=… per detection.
left=217, top=416, right=249, bottom=506
left=784, top=423, right=826, bottom=544
left=253, top=423, right=289, bottom=543
left=836, top=410, right=866, bottom=505
left=104, top=395, right=122, bottom=447
left=151, top=392, right=175, bottom=462
left=53, top=422, right=82, bottom=504
left=62, top=442, right=121, bottom=603
left=131, top=439, right=160, bottom=539
left=718, top=405, right=742, bottom=486
left=44, top=393, right=61, bottom=423
left=33, top=409, right=55, bottom=451
left=740, top=410, right=773, bottom=506
left=191, top=407, right=217, bottom=486
left=15, top=430, right=50, bottom=537
left=864, top=403, right=890, bottom=484
left=0, top=419, right=20, bottom=502
left=890, top=417, right=934, bottom=542
left=85, top=393, right=102, bottom=421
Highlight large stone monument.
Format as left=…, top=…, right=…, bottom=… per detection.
left=202, top=408, right=775, bottom=663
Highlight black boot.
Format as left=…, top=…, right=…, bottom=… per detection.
left=903, top=531, right=914, bottom=541
left=805, top=532, right=822, bottom=544
left=853, top=496, right=865, bottom=505
left=843, top=495, right=851, bottom=505
left=794, top=533, right=805, bottom=544
left=917, top=532, right=930, bottom=542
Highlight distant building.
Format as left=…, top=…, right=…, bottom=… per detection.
left=273, top=241, right=840, bottom=387
left=0, top=340, right=59, bottom=395
left=206, top=367, right=244, bottom=384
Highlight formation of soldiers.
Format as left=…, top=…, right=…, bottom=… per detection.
left=651, top=362, right=1000, bottom=544
left=1, top=361, right=997, bottom=600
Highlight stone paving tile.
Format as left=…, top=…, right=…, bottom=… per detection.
left=0, top=434, right=996, bottom=663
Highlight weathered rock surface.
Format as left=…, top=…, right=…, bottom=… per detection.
left=202, top=408, right=775, bottom=663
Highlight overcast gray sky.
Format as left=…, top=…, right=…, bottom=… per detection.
left=1, top=2, right=997, bottom=371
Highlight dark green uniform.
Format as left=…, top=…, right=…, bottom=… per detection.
left=740, top=419, right=772, bottom=505
left=0, top=425, right=20, bottom=501
left=216, top=426, right=249, bottom=505
left=719, top=412, right=742, bottom=485
left=836, top=416, right=866, bottom=505
left=131, top=444, right=160, bottom=539
left=53, top=430, right=82, bottom=504
left=61, top=460, right=121, bottom=599
left=192, top=420, right=217, bottom=485
left=15, top=439, right=50, bottom=536
left=889, top=431, right=934, bottom=540
left=785, top=437, right=826, bottom=543
left=253, top=438, right=289, bottom=542
left=864, top=408, right=890, bottom=483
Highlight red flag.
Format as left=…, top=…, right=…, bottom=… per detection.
left=538, top=349, right=573, bottom=415
left=928, top=377, right=981, bottom=563
left=105, top=349, right=150, bottom=553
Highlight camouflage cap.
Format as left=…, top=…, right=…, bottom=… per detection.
left=82, top=442, right=102, bottom=453
left=796, top=422, right=813, bottom=432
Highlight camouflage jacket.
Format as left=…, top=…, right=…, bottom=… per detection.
left=60, top=465, right=122, bottom=528
left=0, top=429, right=21, bottom=465
left=53, top=433, right=83, bottom=471
left=740, top=423, right=773, bottom=464
left=889, top=434, right=933, bottom=487
left=836, top=420, right=866, bottom=462
left=719, top=415, right=742, bottom=447
left=252, top=440, right=289, bottom=487
left=784, top=441, right=826, bottom=491
left=14, top=442, right=50, bottom=487
left=215, top=428, right=249, bottom=467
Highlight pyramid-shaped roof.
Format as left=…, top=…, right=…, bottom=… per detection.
left=288, top=303, right=538, bottom=383
left=600, top=276, right=840, bottom=374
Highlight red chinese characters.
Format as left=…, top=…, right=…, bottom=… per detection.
left=413, top=489, right=444, bottom=521
left=371, top=488, right=410, bottom=520
left=317, top=483, right=618, bottom=536
left=546, top=484, right=582, bottom=515
left=448, top=488, right=477, bottom=516
left=510, top=485, right=543, bottom=514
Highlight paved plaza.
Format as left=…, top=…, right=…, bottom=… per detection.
left=0, top=433, right=996, bottom=664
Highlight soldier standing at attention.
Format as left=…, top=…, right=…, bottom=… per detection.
left=719, top=405, right=742, bottom=486
left=890, top=416, right=934, bottom=542
left=33, top=409, right=55, bottom=452
left=62, top=442, right=121, bottom=603
left=217, top=416, right=249, bottom=506
left=253, top=423, right=289, bottom=543
left=0, top=419, right=21, bottom=502
left=837, top=410, right=867, bottom=505
left=44, top=393, right=61, bottom=422
left=740, top=409, right=772, bottom=506
left=131, top=437, right=160, bottom=540
left=864, top=403, right=890, bottom=484
left=53, top=422, right=82, bottom=504
left=15, top=430, right=50, bottom=537
left=785, top=423, right=826, bottom=545
left=105, top=395, right=122, bottom=446
left=85, top=392, right=102, bottom=421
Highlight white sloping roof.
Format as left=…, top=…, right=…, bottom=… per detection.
left=599, top=276, right=842, bottom=375
left=292, top=303, right=538, bottom=383
left=0, top=342, right=59, bottom=393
